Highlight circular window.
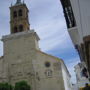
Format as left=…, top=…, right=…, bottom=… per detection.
left=45, top=62, right=50, bottom=67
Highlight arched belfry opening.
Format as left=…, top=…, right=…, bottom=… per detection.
left=19, top=25, right=23, bottom=32
left=13, top=11, right=17, bottom=18
left=13, top=26, right=18, bottom=33
left=18, top=9, right=23, bottom=16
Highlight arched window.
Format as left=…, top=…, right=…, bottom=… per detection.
left=13, top=11, right=17, bottom=18
left=18, top=9, right=23, bottom=16
left=19, top=25, right=23, bottom=32
left=14, top=26, right=18, bottom=33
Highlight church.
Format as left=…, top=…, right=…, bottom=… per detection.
left=0, top=0, right=72, bottom=90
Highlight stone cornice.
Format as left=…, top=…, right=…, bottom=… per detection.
left=1, top=30, right=40, bottom=41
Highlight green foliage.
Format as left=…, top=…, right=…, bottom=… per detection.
left=14, top=81, right=31, bottom=90
left=0, top=81, right=31, bottom=90
left=0, top=83, right=13, bottom=90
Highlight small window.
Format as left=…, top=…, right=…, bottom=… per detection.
left=18, top=9, right=23, bottom=16
left=13, top=11, right=17, bottom=18
left=45, top=62, right=50, bottom=67
left=47, top=70, right=52, bottom=76
left=19, top=25, right=23, bottom=32
left=45, top=70, right=52, bottom=77
left=14, top=26, right=18, bottom=33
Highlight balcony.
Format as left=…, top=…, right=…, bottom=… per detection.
left=68, top=26, right=79, bottom=45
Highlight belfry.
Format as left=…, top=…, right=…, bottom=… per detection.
left=10, top=0, right=30, bottom=33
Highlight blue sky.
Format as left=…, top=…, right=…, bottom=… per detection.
left=0, top=0, right=80, bottom=83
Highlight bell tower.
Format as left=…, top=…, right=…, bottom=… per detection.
left=10, top=0, right=30, bottom=34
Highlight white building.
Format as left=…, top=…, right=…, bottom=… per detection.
left=74, top=62, right=90, bottom=89
left=60, top=0, right=90, bottom=76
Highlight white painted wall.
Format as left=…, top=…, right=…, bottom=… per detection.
left=61, top=64, right=72, bottom=90
left=72, top=84, right=78, bottom=90
left=69, top=0, right=83, bottom=44
left=78, top=0, right=90, bottom=37
left=69, top=0, right=90, bottom=40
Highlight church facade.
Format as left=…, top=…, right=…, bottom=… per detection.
left=0, top=0, right=72, bottom=90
